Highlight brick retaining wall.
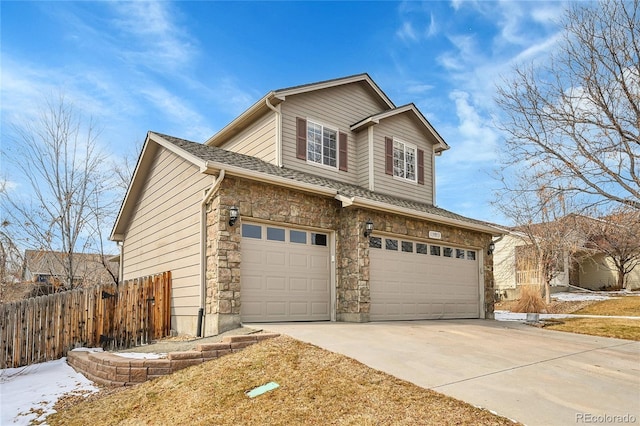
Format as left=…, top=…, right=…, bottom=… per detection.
left=67, top=333, right=280, bottom=386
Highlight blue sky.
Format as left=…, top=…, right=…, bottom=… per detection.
left=1, top=0, right=568, bottom=225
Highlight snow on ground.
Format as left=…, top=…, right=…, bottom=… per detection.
left=0, top=348, right=167, bottom=425
left=0, top=357, right=99, bottom=425
left=113, top=352, right=166, bottom=359
left=551, top=292, right=611, bottom=302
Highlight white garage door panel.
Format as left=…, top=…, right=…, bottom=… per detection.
left=370, top=236, right=480, bottom=320
left=241, top=224, right=331, bottom=322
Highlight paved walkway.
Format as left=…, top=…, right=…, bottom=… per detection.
left=248, top=320, right=640, bottom=426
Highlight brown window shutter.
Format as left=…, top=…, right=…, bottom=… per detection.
left=339, top=132, right=348, bottom=171
left=385, top=137, right=393, bottom=175
left=296, top=117, right=307, bottom=160
left=417, top=149, right=425, bottom=185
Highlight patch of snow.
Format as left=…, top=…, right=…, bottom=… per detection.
left=113, top=352, right=166, bottom=359
left=0, top=357, right=98, bottom=426
left=70, top=347, right=104, bottom=353
left=551, top=292, right=611, bottom=302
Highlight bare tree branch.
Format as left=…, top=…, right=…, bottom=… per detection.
left=495, top=0, right=640, bottom=210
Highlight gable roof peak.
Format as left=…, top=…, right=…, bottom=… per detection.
left=205, top=73, right=395, bottom=147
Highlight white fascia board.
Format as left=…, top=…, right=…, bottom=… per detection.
left=350, top=196, right=505, bottom=235
left=201, top=161, right=338, bottom=197
left=274, top=74, right=394, bottom=109
left=110, top=133, right=155, bottom=240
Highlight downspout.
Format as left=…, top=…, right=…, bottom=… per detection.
left=118, top=241, right=124, bottom=284
left=198, top=169, right=226, bottom=337
left=265, top=97, right=282, bottom=167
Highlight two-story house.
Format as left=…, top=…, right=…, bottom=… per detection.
left=111, top=74, right=501, bottom=337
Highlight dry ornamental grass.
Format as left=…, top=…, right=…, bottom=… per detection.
left=48, top=336, right=518, bottom=426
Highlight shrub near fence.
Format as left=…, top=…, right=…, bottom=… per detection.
left=0, top=271, right=171, bottom=368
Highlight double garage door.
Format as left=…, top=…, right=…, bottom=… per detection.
left=369, top=236, right=480, bottom=320
left=240, top=222, right=480, bottom=322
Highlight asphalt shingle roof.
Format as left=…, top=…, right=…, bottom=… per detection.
left=154, top=132, right=491, bottom=229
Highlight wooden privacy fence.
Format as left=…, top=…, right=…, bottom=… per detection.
left=0, top=271, right=171, bottom=368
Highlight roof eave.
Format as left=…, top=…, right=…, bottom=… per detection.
left=204, top=92, right=277, bottom=147
left=348, top=196, right=505, bottom=235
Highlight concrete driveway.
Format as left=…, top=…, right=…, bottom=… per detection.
left=249, top=320, right=640, bottom=426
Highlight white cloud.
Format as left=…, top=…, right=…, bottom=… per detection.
left=426, top=13, right=438, bottom=38
left=447, top=90, right=499, bottom=164
left=397, top=21, right=419, bottom=42
left=109, top=2, right=197, bottom=71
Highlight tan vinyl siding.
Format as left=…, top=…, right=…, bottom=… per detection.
left=122, top=147, right=210, bottom=334
left=373, top=114, right=434, bottom=204
left=281, top=82, right=389, bottom=184
left=579, top=254, right=640, bottom=290
left=355, top=129, right=370, bottom=189
left=219, top=111, right=277, bottom=164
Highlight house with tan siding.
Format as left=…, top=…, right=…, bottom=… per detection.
left=111, top=74, right=503, bottom=336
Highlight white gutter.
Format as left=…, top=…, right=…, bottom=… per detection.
left=200, top=170, right=226, bottom=330
left=265, top=98, right=282, bottom=167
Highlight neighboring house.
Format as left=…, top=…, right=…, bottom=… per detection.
left=493, top=231, right=571, bottom=300
left=24, top=250, right=119, bottom=290
left=494, top=216, right=640, bottom=299
left=111, top=74, right=502, bottom=337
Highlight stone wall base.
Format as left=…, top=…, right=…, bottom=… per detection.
left=337, top=313, right=370, bottom=323
left=203, top=313, right=241, bottom=337
left=67, top=333, right=279, bottom=387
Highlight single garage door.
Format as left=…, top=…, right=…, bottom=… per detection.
left=240, top=223, right=331, bottom=322
left=369, top=235, right=480, bottom=320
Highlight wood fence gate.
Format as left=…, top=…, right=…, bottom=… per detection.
left=0, top=271, right=172, bottom=368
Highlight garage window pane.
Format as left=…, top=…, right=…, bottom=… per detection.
left=430, top=245, right=441, bottom=256
left=290, top=230, right=307, bottom=244
left=242, top=224, right=262, bottom=239
left=416, top=243, right=428, bottom=254
left=402, top=241, right=413, bottom=252
left=456, top=249, right=465, bottom=259
left=267, top=227, right=285, bottom=241
left=385, top=239, right=398, bottom=251
left=467, top=251, right=476, bottom=260
left=312, top=233, right=327, bottom=246
left=443, top=247, right=453, bottom=257
left=369, top=237, right=382, bottom=249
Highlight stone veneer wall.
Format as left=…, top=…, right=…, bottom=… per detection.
left=202, top=175, right=496, bottom=334
left=67, top=333, right=280, bottom=387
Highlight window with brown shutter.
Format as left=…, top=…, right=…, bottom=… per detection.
left=296, top=117, right=307, bottom=160
left=417, top=149, right=425, bottom=185
left=339, top=132, right=348, bottom=171
left=385, top=137, right=393, bottom=175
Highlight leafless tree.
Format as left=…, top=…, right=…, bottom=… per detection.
left=0, top=218, right=25, bottom=302
left=577, top=208, right=640, bottom=289
left=1, top=95, right=117, bottom=290
left=495, top=173, right=586, bottom=304
left=495, top=0, right=640, bottom=211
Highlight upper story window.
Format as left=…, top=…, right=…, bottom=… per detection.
left=296, top=117, right=348, bottom=171
left=307, top=121, right=337, bottom=167
left=393, top=140, right=416, bottom=182
left=385, top=137, right=424, bottom=185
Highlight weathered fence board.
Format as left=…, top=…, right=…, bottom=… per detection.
left=0, top=271, right=171, bottom=368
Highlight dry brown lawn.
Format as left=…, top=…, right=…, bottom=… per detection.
left=543, top=296, right=640, bottom=340
left=571, top=296, right=640, bottom=316
left=544, top=318, right=640, bottom=340
left=48, top=336, right=517, bottom=426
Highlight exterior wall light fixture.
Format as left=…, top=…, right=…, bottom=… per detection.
left=364, top=219, right=374, bottom=238
left=229, top=206, right=239, bottom=227
left=487, top=240, right=496, bottom=255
